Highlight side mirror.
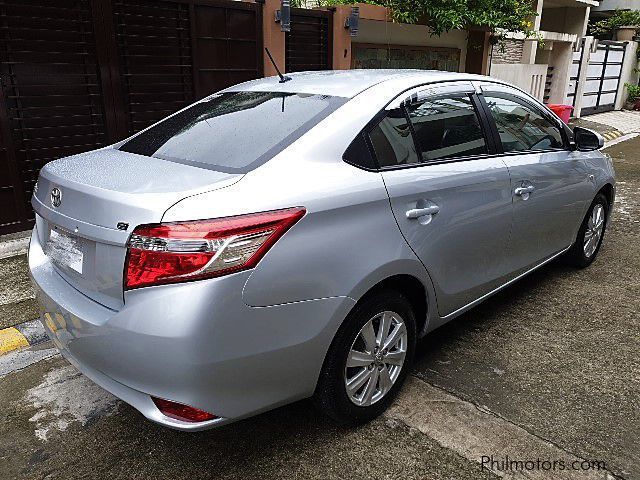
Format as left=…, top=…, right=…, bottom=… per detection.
left=573, top=126, right=604, bottom=151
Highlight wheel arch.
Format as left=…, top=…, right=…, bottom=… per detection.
left=598, top=183, right=615, bottom=215
left=346, top=260, right=436, bottom=339
left=356, top=274, right=429, bottom=338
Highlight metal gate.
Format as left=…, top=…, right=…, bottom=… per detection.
left=285, top=8, right=332, bottom=73
left=0, top=0, right=108, bottom=235
left=0, top=0, right=263, bottom=235
left=567, top=39, right=626, bottom=116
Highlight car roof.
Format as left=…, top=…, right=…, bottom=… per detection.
left=224, top=69, right=488, bottom=98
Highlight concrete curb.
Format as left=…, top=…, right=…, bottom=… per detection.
left=0, top=235, right=30, bottom=260
left=0, top=319, right=47, bottom=356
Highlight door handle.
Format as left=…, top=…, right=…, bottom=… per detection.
left=406, top=205, right=440, bottom=219
left=514, top=185, right=535, bottom=196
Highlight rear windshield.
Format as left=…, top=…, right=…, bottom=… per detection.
left=119, top=91, right=346, bottom=173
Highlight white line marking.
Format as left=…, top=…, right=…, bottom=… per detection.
left=0, top=343, right=58, bottom=377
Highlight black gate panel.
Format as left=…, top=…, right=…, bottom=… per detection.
left=113, top=0, right=194, bottom=134
left=192, top=0, right=263, bottom=96
left=0, top=0, right=109, bottom=234
left=285, top=8, right=332, bottom=73
left=0, top=0, right=263, bottom=234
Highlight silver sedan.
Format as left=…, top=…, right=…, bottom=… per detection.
left=29, top=70, right=614, bottom=430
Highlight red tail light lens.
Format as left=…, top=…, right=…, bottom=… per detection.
left=151, top=397, right=217, bottom=423
left=125, top=207, right=305, bottom=289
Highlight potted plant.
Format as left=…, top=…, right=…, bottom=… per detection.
left=624, top=82, right=640, bottom=110
left=591, top=10, right=640, bottom=40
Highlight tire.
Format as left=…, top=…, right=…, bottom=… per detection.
left=564, top=193, right=608, bottom=268
left=313, top=289, right=416, bottom=424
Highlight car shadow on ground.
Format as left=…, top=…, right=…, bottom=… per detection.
left=414, top=259, right=573, bottom=366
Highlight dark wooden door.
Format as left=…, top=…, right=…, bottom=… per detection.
left=285, top=8, right=332, bottom=73
left=0, top=0, right=263, bottom=235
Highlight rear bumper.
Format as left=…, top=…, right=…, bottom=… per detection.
left=29, top=227, right=355, bottom=431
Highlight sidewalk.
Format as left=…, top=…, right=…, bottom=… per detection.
left=580, top=109, right=640, bottom=134
left=571, top=109, right=640, bottom=144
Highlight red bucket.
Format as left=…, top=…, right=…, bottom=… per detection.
left=548, top=104, right=573, bottom=123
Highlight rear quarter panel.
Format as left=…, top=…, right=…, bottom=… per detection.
left=162, top=81, right=435, bottom=313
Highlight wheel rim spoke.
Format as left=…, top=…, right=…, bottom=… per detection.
left=361, top=367, right=379, bottom=406
left=376, top=311, right=393, bottom=347
left=378, top=366, right=393, bottom=395
left=346, top=368, right=371, bottom=396
left=347, top=349, right=374, bottom=368
left=360, top=320, right=376, bottom=353
left=383, top=323, right=405, bottom=350
left=384, top=349, right=406, bottom=366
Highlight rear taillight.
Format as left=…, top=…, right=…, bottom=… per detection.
left=151, top=397, right=217, bottom=423
left=125, top=207, right=305, bottom=290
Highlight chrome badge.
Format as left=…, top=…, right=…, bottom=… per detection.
left=50, top=187, right=62, bottom=208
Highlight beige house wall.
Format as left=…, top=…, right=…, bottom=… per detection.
left=353, top=19, right=468, bottom=72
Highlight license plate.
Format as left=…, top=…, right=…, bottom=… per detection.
left=45, top=228, right=84, bottom=274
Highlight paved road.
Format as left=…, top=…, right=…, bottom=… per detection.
left=1, top=139, right=638, bottom=480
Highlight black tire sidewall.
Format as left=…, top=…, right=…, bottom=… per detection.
left=315, top=290, right=416, bottom=424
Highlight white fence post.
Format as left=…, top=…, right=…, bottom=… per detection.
left=615, top=41, right=639, bottom=110
left=573, top=36, right=594, bottom=118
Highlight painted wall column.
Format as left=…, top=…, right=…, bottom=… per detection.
left=331, top=5, right=354, bottom=69
left=262, top=0, right=286, bottom=77
left=573, top=36, right=594, bottom=118
left=522, top=0, right=544, bottom=64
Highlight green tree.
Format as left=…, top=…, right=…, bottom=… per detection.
left=292, top=0, right=537, bottom=38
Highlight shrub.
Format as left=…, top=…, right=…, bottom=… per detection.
left=625, top=82, right=640, bottom=102
left=591, top=10, right=640, bottom=37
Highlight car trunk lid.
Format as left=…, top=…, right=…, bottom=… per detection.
left=32, top=148, right=243, bottom=310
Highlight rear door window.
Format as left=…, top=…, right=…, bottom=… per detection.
left=368, top=108, right=419, bottom=167
left=119, top=92, right=346, bottom=173
left=406, top=95, right=488, bottom=161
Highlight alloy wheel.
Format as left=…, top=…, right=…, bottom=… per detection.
left=344, top=311, right=407, bottom=407
left=584, top=203, right=605, bottom=258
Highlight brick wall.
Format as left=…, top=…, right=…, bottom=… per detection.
left=491, top=39, right=524, bottom=64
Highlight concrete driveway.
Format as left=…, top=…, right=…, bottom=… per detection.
left=0, top=139, right=638, bottom=480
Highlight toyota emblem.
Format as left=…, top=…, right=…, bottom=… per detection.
left=50, top=187, right=62, bottom=208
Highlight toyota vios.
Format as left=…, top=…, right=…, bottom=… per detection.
left=29, top=70, right=614, bottom=430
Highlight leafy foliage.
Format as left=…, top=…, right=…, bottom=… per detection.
left=625, top=82, right=640, bottom=102
left=591, top=10, right=640, bottom=37
left=292, top=0, right=537, bottom=37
